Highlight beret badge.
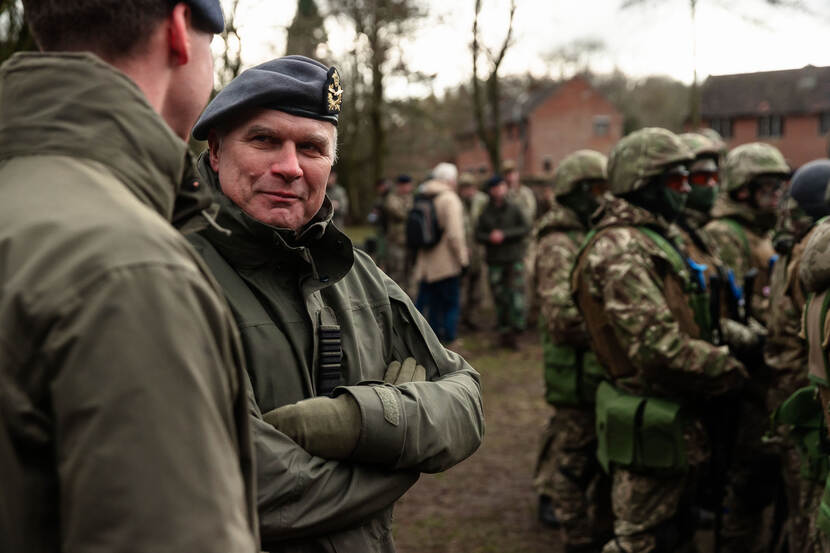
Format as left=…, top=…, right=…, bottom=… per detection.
left=326, top=67, right=343, bottom=114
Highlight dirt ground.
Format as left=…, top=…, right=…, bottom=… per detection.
left=392, top=330, right=565, bottom=553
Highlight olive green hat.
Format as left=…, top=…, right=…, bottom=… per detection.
left=552, top=149, right=607, bottom=197
left=607, top=127, right=694, bottom=195
left=722, top=142, right=790, bottom=192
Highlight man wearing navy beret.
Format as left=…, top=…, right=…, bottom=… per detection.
left=189, top=55, right=485, bottom=552
left=0, top=1, right=258, bottom=552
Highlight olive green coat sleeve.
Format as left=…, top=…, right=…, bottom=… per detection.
left=43, top=264, right=257, bottom=553
left=247, top=379, right=419, bottom=544
left=336, top=272, right=485, bottom=473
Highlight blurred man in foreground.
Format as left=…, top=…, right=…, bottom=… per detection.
left=0, top=1, right=258, bottom=551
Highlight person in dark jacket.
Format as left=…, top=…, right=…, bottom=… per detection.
left=476, top=174, right=532, bottom=349
left=189, top=55, right=485, bottom=553
left=0, top=2, right=259, bottom=552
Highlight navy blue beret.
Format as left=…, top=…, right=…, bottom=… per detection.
left=192, top=55, right=342, bottom=140
left=186, top=0, right=224, bottom=34
left=486, top=174, right=506, bottom=189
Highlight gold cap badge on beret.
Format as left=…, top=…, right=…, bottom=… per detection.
left=326, top=67, right=343, bottom=114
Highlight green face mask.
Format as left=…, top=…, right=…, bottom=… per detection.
left=686, top=185, right=717, bottom=214
left=660, top=186, right=688, bottom=222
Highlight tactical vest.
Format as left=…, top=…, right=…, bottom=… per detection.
left=572, top=225, right=709, bottom=379
left=540, top=229, right=605, bottom=406
left=572, top=225, right=705, bottom=474
left=802, top=290, right=830, bottom=534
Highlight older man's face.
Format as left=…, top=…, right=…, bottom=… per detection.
left=209, top=108, right=336, bottom=230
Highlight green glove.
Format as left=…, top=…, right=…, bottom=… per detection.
left=263, top=394, right=361, bottom=459
left=383, top=357, right=426, bottom=385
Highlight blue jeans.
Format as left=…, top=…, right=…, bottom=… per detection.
left=416, top=276, right=461, bottom=343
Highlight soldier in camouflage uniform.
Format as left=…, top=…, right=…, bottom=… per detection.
left=703, top=143, right=790, bottom=553
left=505, top=159, right=538, bottom=325
left=476, top=174, right=531, bottom=349
left=571, top=128, right=747, bottom=553
left=767, top=161, right=830, bottom=553
left=799, top=202, right=830, bottom=552
left=533, top=150, right=611, bottom=550
left=383, top=174, right=414, bottom=290
left=459, top=172, right=489, bottom=330
left=704, top=142, right=789, bottom=326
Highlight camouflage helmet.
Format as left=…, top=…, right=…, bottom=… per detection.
left=552, top=149, right=608, bottom=196
left=679, top=133, right=720, bottom=161
left=696, top=128, right=728, bottom=156
left=607, top=127, right=694, bottom=195
left=722, top=142, right=790, bottom=192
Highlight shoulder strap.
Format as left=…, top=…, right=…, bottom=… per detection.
left=720, top=217, right=752, bottom=262
left=636, top=226, right=689, bottom=284
left=190, top=236, right=274, bottom=326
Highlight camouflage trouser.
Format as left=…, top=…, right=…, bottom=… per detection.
left=535, top=406, right=610, bottom=548
left=720, top=400, right=780, bottom=553
left=602, top=421, right=708, bottom=553
left=385, top=242, right=411, bottom=292
left=487, top=261, right=526, bottom=333
left=779, top=443, right=823, bottom=553
left=523, top=239, right=536, bottom=325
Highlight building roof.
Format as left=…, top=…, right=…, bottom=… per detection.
left=701, top=65, right=830, bottom=118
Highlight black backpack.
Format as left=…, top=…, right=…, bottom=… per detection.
left=406, top=193, right=443, bottom=249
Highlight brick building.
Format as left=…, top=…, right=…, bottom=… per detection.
left=455, top=76, right=623, bottom=178
left=701, top=65, right=830, bottom=168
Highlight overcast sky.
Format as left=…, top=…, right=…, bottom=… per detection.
left=220, top=0, right=830, bottom=95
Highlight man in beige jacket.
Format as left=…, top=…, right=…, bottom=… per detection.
left=413, top=162, right=470, bottom=344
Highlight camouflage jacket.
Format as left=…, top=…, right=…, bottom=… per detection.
left=705, top=197, right=776, bottom=324
left=534, top=203, right=589, bottom=347
left=764, top=225, right=814, bottom=410
left=462, top=191, right=489, bottom=269
left=507, top=184, right=537, bottom=225
left=571, top=196, right=745, bottom=400
left=383, top=191, right=412, bottom=247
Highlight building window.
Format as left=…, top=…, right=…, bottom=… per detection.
left=819, top=113, right=830, bottom=135
left=709, top=118, right=733, bottom=138
left=593, top=115, right=610, bottom=137
left=758, top=115, right=784, bottom=138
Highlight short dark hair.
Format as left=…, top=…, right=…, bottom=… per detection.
left=23, top=1, right=180, bottom=59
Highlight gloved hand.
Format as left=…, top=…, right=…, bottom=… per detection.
left=720, top=317, right=766, bottom=367
left=263, top=394, right=361, bottom=459
left=383, top=357, right=426, bottom=385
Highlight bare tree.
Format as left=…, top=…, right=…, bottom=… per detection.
left=215, top=0, right=243, bottom=89
left=544, top=37, right=606, bottom=80
left=471, top=0, right=516, bottom=175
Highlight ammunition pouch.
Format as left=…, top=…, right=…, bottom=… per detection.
left=595, top=381, right=687, bottom=474
left=773, top=386, right=830, bottom=482
left=542, top=330, right=605, bottom=406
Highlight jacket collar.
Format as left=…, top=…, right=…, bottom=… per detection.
left=533, top=202, right=585, bottom=238
left=594, top=194, right=671, bottom=232
left=0, top=52, right=188, bottom=220
left=196, top=153, right=354, bottom=285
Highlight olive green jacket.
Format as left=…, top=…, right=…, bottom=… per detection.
left=475, top=199, right=531, bottom=265
left=190, top=156, right=484, bottom=552
left=0, top=53, right=258, bottom=553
